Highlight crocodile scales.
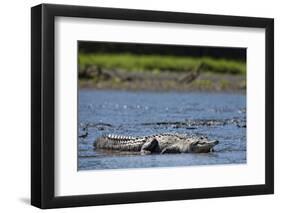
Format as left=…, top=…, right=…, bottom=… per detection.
left=94, top=133, right=219, bottom=154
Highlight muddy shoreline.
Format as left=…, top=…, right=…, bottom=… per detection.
left=79, top=71, right=246, bottom=92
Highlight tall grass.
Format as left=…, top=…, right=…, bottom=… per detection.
left=79, top=53, right=246, bottom=75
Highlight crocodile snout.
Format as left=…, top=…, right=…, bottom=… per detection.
left=211, top=140, right=219, bottom=145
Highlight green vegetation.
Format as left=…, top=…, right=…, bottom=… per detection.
left=79, top=53, right=246, bottom=75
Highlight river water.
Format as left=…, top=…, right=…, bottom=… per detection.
left=78, top=89, right=246, bottom=170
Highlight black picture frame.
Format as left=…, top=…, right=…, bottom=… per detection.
left=31, top=3, right=274, bottom=209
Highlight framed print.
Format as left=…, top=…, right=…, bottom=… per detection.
left=31, top=4, right=274, bottom=209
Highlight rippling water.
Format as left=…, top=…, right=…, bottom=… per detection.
left=78, top=89, right=246, bottom=170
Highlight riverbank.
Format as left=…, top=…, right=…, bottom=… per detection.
left=78, top=53, right=246, bottom=92
left=79, top=69, right=246, bottom=92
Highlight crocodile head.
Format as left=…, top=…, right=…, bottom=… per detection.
left=189, top=137, right=219, bottom=153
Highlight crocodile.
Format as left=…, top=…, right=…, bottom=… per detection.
left=94, top=133, right=219, bottom=154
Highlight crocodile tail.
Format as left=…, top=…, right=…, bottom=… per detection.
left=94, top=136, right=104, bottom=148
left=94, top=134, right=138, bottom=149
